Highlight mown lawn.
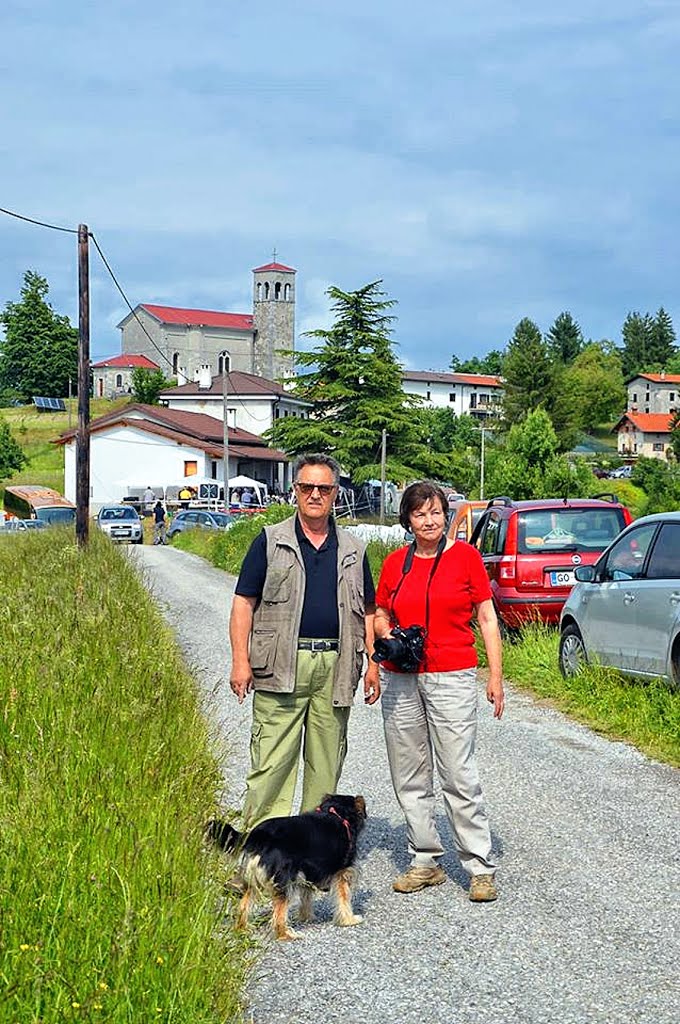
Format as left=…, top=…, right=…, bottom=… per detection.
left=0, top=529, right=252, bottom=1023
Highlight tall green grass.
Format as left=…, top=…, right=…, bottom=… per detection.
left=0, top=530, right=250, bottom=1023
left=480, top=623, right=680, bottom=766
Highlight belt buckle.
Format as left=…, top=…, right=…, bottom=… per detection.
left=312, top=640, right=327, bottom=652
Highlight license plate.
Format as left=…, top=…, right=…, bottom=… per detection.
left=549, top=570, right=574, bottom=587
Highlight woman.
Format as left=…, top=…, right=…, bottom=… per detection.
left=374, top=481, right=504, bottom=901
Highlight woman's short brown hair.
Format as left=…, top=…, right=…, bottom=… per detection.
left=399, top=481, right=448, bottom=531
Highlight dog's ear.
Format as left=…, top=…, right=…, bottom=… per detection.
left=354, top=795, right=367, bottom=819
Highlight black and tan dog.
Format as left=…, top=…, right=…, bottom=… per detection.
left=206, top=794, right=367, bottom=940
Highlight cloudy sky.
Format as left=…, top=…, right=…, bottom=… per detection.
left=2, top=0, right=679, bottom=370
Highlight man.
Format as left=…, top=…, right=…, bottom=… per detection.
left=143, top=485, right=155, bottom=515
left=230, top=453, right=379, bottom=828
left=153, top=500, right=167, bottom=545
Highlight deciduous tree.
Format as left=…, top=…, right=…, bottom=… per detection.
left=0, top=418, right=27, bottom=480
left=131, top=368, right=171, bottom=405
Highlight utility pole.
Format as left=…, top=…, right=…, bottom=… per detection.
left=379, top=428, right=387, bottom=524
left=479, top=425, right=486, bottom=501
left=222, top=353, right=230, bottom=505
left=68, top=377, right=72, bottom=431
left=76, top=224, right=90, bottom=547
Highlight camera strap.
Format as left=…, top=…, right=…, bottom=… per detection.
left=389, top=533, right=447, bottom=638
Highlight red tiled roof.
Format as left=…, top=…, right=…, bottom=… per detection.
left=252, top=262, right=296, bottom=273
left=91, top=354, right=160, bottom=370
left=55, top=405, right=271, bottom=446
left=630, top=373, right=680, bottom=385
left=403, top=370, right=503, bottom=387
left=614, top=413, right=674, bottom=434
left=141, top=304, right=253, bottom=330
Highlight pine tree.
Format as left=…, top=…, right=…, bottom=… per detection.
left=0, top=271, right=78, bottom=400
left=648, top=307, right=677, bottom=367
left=620, top=312, right=653, bottom=378
left=501, top=318, right=553, bottom=425
left=545, top=311, right=583, bottom=365
left=265, top=281, right=437, bottom=482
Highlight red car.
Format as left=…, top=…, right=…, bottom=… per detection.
left=470, top=495, right=633, bottom=631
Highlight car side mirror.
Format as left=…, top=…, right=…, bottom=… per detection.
left=574, top=565, right=596, bottom=583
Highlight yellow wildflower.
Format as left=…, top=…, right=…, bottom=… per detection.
left=156, top=955, right=164, bottom=965
left=19, top=944, right=30, bottom=951
left=71, top=1002, right=80, bottom=1009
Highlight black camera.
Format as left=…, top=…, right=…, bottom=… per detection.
left=372, top=624, right=426, bottom=673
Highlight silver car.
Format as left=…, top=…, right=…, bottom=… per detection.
left=559, top=511, right=680, bottom=685
left=95, top=504, right=144, bottom=544
left=167, top=509, right=235, bottom=540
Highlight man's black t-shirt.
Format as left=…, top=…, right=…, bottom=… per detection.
left=235, top=518, right=375, bottom=639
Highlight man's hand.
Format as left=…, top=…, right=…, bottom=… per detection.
left=363, top=662, right=381, bottom=705
left=230, top=663, right=254, bottom=704
left=486, top=676, right=505, bottom=719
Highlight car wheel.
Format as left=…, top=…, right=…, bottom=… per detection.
left=559, top=624, right=587, bottom=677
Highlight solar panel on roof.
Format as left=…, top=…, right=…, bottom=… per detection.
left=33, top=396, right=66, bottom=412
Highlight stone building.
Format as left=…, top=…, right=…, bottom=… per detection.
left=117, top=260, right=296, bottom=385
left=91, top=354, right=161, bottom=398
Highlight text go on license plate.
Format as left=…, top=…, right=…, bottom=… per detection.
left=550, top=570, right=574, bottom=587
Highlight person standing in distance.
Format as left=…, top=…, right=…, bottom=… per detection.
left=229, top=453, right=379, bottom=828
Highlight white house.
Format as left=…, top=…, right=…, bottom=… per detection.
left=401, top=370, right=503, bottom=418
left=159, top=368, right=310, bottom=434
left=55, top=404, right=288, bottom=507
left=612, top=412, right=674, bottom=460
left=626, top=372, right=680, bottom=415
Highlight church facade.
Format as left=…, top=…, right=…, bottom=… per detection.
left=117, top=260, right=296, bottom=384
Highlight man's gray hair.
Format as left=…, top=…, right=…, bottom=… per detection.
left=292, top=453, right=341, bottom=485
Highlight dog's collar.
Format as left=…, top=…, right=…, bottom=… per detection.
left=316, top=805, right=352, bottom=842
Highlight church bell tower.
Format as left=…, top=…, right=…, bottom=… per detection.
left=252, top=256, right=296, bottom=380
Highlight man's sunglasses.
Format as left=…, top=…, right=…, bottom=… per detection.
left=294, top=482, right=337, bottom=497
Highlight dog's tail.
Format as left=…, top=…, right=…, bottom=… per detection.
left=204, top=818, right=242, bottom=852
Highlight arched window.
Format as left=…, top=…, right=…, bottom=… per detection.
left=264, top=282, right=270, bottom=299
left=172, top=352, right=179, bottom=374
left=274, top=282, right=281, bottom=300
left=284, top=283, right=291, bottom=300
left=218, top=352, right=231, bottom=374
left=256, top=282, right=262, bottom=301
left=116, top=373, right=123, bottom=388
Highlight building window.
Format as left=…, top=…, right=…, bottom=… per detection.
left=284, top=283, right=291, bottom=300
left=470, top=394, right=478, bottom=408
left=264, top=282, right=270, bottom=299
left=449, top=392, right=456, bottom=402
left=275, top=282, right=281, bottom=300
left=645, top=407, right=649, bottom=414
left=632, top=392, right=637, bottom=402
left=218, top=352, right=231, bottom=374
left=653, top=442, right=664, bottom=451
left=115, top=373, right=123, bottom=388
left=184, top=461, right=198, bottom=477
left=173, top=352, right=179, bottom=375
left=256, top=282, right=262, bottom=300
left=670, top=393, right=675, bottom=402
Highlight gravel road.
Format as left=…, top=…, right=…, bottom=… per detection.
left=130, top=544, right=679, bottom=1024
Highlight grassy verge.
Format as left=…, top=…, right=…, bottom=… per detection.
left=0, top=529, right=251, bottom=1023
left=479, top=623, right=680, bottom=766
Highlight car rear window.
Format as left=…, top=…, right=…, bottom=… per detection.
left=517, top=508, right=625, bottom=555
left=101, top=507, right=138, bottom=521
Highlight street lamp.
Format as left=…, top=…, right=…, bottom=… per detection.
left=221, top=351, right=230, bottom=503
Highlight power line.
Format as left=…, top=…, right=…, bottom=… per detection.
left=0, top=206, right=78, bottom=234
left=89, top=232, right=175, bottom=373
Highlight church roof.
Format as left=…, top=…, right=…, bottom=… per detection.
left=92, top=354, right=160, bottom=370
left=140, top=304, right=253, bottom=330
left=252, top=262, right=296, bottom=273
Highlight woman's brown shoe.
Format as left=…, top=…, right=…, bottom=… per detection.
left=469, top=874, right=497, bottom=902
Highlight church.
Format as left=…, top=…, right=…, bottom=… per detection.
left=116, top=259, right=296, bottom=386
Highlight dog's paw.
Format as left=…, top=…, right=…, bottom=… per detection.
left=276, top=927, right=302, bottom=941
left=334, top=912, right=363, bottom=927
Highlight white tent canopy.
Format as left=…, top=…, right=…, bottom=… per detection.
left=228, top=475, right=267, bottom=503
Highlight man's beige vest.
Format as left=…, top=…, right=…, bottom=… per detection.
left=249, top=516, right=368, bottom=707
